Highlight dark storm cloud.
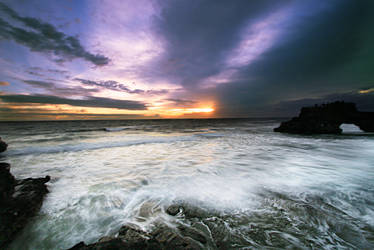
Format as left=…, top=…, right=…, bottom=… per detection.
left=75, top=78, right=169, bottom=95
left=0, top=94, right=147, bottom=110
left=152, top=0, right=288, bottom=86
left=273, top=92, right=374, bottom=116
left=146, top=0, right=374, bottom=116
left=237, top=0, right=373, bottom=85
left=211, top=0, right=374, bottom=116
left=166, top=98, right=196, bottom=106
left=0, top=2, right=109, bottom=66
left=22, top=80, right=100, bottom=96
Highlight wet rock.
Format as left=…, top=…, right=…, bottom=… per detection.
left=68, top=241, right=87, bottom=250
left=69, top=238, right=129, bottom=250
left=0, top=138, right=7, bottom=153
left=70, top=202, right=250, bottom=249
left=202, top=217, right=232, bottom=249
left=68, top=223, right=207, bottom=250
left=0, top=163, right=15, bottom=201
left=97, top=236, right=113, bottom=243
left=166, top=202, right=217, bottom=219
left=166, top=204, right=182, bottom=216
left=138, top=201, right=161, bottom=220
left=274, top=101, right=374, bottom=134
left=177, top=225, right=207, bottom=244
left=0, top=162, right=50, bottom=249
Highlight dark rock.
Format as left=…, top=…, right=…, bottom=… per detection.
left=274, top=101, right=374, bottom=134
left=0, top=162, right=50, bottom=249
left=68, top=223, right=207, bottom=250
left=0, top=138, right=7, bottom=153
left=69, top=202, right=231, bottom=250
left=166, top=202, right=218, bottom=220
left=202, top=218, right=232, bottom=249
left=0, top=163, right=15, bottom=202
left=166, top=204, right=182, bottom=216
left=68, top=241, right=87, bottom=250
left=177, top=225, right=207, bottom=244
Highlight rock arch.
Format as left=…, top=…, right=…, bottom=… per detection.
left=274, top=101, right=374, bottom=134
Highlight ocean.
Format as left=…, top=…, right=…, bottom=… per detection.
left=1, top=119, right=373, bottom=249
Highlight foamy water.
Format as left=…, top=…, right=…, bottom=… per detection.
left=0, top=119, right=373, bottom=249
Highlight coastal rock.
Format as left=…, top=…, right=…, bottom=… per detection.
left=0, top=138, right=7, bottom=153
left=166, top=204, right=182, bottom=216
left=274, top=101, right=374, bottom=134
left=69, top=203, right=232, bottom=250
left=166, top=202, right=217, bottom=219
left=0, top=162, right=50, bottom=249
left=68, top=224, right=205, bottom=250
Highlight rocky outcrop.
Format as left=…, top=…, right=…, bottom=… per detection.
left=274, top=101, right=374, bottom=134
left=69, top=223, right=206, bottom=250
left=69, top=202, right=228, bottom=250
left=0, top=162, right=50, bottom=249
left=0, top=138, right=7, bottom=153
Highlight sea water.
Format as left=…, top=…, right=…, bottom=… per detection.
left=0, top=119, right=373, bottom=249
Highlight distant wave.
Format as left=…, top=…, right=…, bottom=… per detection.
left=6, top=135, right=197, bottom=156
left=104, top=126, right=137, bottom=132
left=66, top=128, right=106, bottom=133
left=196, top=132, right=225, bottom=138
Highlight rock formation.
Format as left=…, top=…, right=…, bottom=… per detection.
left=0, top=138, right=7, bottom=153
left=274, top=101, right=374, bottom=134
left=69, top=202, right=229, bottom=250
left=0, top=162, right=50, bottom=249
left=69, top=223, right=206, bottom=250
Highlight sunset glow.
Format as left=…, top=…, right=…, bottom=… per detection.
left=170, top=108, right=214, bottom=114
left=0, top=0, right=373, bottom=120
left=1, top=1, right=374, bottom=249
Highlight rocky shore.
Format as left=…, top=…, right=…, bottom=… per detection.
left=274, top=101, right=374, bottom=134
left=69, top=202, right=235, bottom=250
left=0, top=162, right=50, bottom=249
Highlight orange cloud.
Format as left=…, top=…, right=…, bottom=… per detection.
left=0, top=81, right=10, bottom=86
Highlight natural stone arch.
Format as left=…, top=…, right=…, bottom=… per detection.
left=274, top=101, right=374, bottom=134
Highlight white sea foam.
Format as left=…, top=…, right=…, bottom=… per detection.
left=6, top=135, right=197, bottom=156
left=2, top=119, right=373, bottom=249
left=104, top=126, right=137, bottom=132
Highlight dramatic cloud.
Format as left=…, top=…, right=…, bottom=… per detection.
left=273, top=91, right=374, bottom=117
left=0, top=94, right=147, bottom=110
left=75, top=78, right=169, bottom=95
left=0, top=0, right=373, bottom=119
left=22, top=80, right=100, bottom=96
left=26, top=67, right=70, bottom=78
left=149, top=0, right=288, bottom=87
left=165, top=98, right=196, bottom=107
left=0, top=2, right=109, bottom=66
left=0, top=81, right=10, bottom=86
left=209, top=0, right=374, bottom=116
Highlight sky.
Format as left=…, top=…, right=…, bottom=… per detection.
left=0, top=0, right=373, bottom=120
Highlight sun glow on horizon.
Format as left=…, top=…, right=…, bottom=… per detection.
left=170, top=107, right=214, bottom=113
